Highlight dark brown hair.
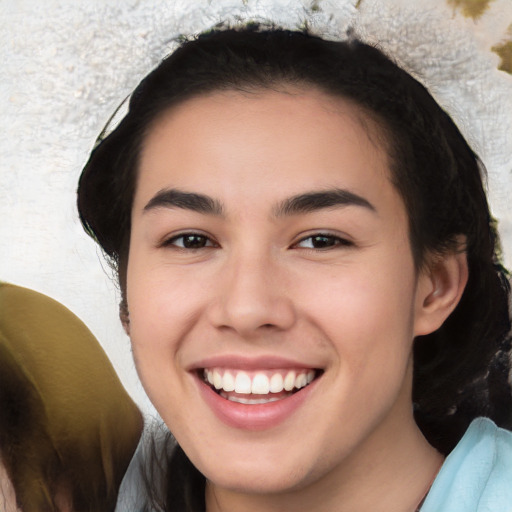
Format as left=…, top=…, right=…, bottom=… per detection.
left=78, top=25, right=512, bottom=509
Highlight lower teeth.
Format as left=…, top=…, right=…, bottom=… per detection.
left=219, top=392, right=290, bottom=404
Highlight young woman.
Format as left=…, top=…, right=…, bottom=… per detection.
left=77, top=25, right=512, bottom=512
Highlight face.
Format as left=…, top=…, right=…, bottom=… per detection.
left=127, top=88, right=432, bottom=494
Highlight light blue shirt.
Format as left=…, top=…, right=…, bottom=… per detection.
left=422, top=418, right=512, bottom=512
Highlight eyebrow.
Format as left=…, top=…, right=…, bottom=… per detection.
left=273, top=189, right=376, bottom=217
left=142, top=187, right=375, bottom=217
left=143, top=188, right=224, bottom=216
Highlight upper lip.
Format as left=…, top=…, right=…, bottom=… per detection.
left=187, top=355, right=321, bottom=372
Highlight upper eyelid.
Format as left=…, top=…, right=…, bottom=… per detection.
left=163, top=228, right=213, bottom=238
left=161, top=231, right=218, bottom=247
left=291, top=233, right=355, bottom=252
left=293, top=231, right=353, bottom=244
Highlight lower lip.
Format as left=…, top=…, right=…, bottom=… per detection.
left=195, top=374, right=319, bottom=431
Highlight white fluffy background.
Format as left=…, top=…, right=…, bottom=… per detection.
left=1, top=0, right=511, bottom=414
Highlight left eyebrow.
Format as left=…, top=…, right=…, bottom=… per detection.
left=273, top=189, right=376, bottom=217
left=143, top=188, right=224, bottom=216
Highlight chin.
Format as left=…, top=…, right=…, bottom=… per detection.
left=186, top=434, right=328, bottom=496
left=204, top=462, right=312, bottom=495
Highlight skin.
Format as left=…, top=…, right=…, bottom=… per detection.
left=126, top=88, right=468, bottom=511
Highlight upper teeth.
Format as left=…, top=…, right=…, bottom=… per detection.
left=204, top=368, right=315, bottom=395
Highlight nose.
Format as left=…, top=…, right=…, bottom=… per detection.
left=207, top=249, right=296, bottom=337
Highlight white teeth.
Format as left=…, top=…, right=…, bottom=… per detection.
left=203, top=368, right=317, bottom=395
left=269, top=373, right=284, bottom=393
left=234, top=371, right=252, bottom=394
left=213, top=370, right=223, bottom=390
left=251, top=373, right=270, bottom=394
left=295, top=373, right=307, bottom=389
left=223, top=371, right=235, bottom=392
left=222, top=394, right=282, bottom=404
left=283, top=371, right=296, bottom=391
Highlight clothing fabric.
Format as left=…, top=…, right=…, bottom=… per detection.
left=115, top=438, right=148, bottom=512
left=115, top=424, right=168, bottom=512
left=421, top=417, right=512, bottom=512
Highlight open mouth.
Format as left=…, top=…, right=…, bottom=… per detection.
left=200, top=368, right=321, bottom=405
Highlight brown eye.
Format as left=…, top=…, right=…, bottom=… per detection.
left=295, top=234, right=352, bottom=250
left=165, top=233, right=215, bottom=249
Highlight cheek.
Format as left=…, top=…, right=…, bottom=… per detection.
left=125, top=251, right=222, bottom=419
left=124, top=256, right=196, bottom=391
left=297, top=256, right=417, bottom=372
left=127, top=249, right=204, bottom=336
left=306, top=263, right=417, bottom=428
left=127, top=276, right=195, bottom=429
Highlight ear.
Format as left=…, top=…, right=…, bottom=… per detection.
left=413, top=242, right=468, bottom=337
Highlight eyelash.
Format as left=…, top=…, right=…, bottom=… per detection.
left=293, top=233, right=353, bottom=250
left=162, top=233, right=218, bottom=250
left=162, top=232, right=352, bottom=251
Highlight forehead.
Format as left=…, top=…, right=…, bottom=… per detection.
left=135, top=87, right=398, bottom=215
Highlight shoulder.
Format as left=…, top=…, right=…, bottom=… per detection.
left=422, top=417, right=512, bottom=512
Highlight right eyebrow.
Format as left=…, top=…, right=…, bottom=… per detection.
left=143, top=188, right=224, bottom=216
left=273, top=188, right=376, bottom=217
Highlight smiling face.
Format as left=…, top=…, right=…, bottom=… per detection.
left=126, top=88, right=443, bottom=502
